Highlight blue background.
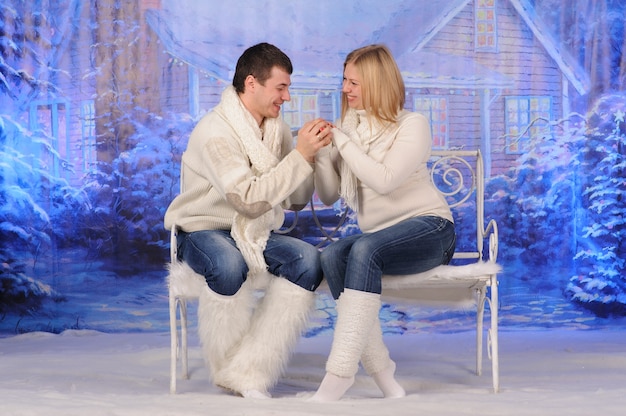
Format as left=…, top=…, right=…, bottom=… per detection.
left=1, top=0, right=625, bottom=334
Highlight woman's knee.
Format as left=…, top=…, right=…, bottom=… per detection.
left=320, top=246, right=336, bottom=270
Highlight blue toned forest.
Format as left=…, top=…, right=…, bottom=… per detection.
left=1, top=0, right=625, bottom=334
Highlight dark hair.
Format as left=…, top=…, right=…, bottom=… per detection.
left=232, top=43, right=293, bottom=93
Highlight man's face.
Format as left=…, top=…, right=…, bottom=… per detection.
left=246, top=66, right=291, bottom=125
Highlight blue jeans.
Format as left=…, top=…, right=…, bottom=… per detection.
left=321, top=216, right=456, bottom=299
left=177, top=230, right=323, bottom=296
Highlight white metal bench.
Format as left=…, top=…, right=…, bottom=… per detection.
left=380, top=149, right=501, bottom=392
left=167, top=149, right=501, bottom=394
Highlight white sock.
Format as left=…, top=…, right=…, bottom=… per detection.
left=372, top=361, right=405, bottom=398
left=308, top=372, right=355, bottom=402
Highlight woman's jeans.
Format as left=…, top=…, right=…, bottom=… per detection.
left=177, top=230, right=323, bottom=296
left=321, top=216, right=456, bottom=300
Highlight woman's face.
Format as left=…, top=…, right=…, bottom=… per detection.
left=342, top=62, right=363, bottom=110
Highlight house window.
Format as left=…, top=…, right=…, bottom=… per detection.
left=505, top=96, right=552, bottom=154
left=414, top=96, right=449, bottom=149
left=282, top=93, right=318, bottom=129
left=475, top=0, right=497, bottom=52
left=29, top=99, right=70, bottom=178
left=80, top=100, right=97, bottom=171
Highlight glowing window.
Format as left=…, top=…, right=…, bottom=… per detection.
left=80, top=100, right=97, bottom=171
left=29, top=99, right=70, bottom=178
left=505, top=96, right=552, bottom=154
left=282, top=93, right=318, bottom=129
left=414, top=96, right=449, bottom=149
left=475, top=0, right=498, bottom=52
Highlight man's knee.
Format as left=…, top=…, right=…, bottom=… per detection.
left=278, top=247, right=322, bottom=291
left=199, top=255, right=248, bottom=296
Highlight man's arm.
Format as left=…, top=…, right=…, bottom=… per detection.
left=204, top=132, right=314, bottom=219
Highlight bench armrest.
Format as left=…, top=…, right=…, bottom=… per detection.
left=484, top=218, right=499, bottom=263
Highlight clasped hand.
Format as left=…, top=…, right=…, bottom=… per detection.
left=295, top=118, right=333, bottom=163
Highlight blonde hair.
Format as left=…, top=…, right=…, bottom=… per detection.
left=341, top=44, right=405, bottom=124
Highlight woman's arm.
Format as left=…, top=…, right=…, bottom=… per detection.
left=313, top=144, right=342, bottom=206
left=333, top=112, right=431, bottom=195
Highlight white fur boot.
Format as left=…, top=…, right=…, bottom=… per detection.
left=360, top=321, right=406, bottom=398
left=214, top=277, right=315, bottom=398
left=310, top=288, right=381, bottom=402
left=196, top=279, right=255, bottom=383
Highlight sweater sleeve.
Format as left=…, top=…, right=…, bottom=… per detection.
left=313, top=144, right=342, bottom=206
left=279, top=130, right=316, bottom=211
left=333, top=112, right=431, bottom=195
left=203, top=131, right=314, bottom=219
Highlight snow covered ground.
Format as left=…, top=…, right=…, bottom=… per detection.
left=1, top=327, right=625, bottom=416
left=2, top=261, right=625, bottom=415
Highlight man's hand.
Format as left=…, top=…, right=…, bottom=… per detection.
left=295, top=118, right=333, bottom=163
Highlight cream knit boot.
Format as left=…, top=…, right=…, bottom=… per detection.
left=360, top=320, right=406, bottom=398
left=310, top=288, right=381, bottom=402
left=196, top=281, right=256, bottom=383
left=214, top=277, right=315, bottom=398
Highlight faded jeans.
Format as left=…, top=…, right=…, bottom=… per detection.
left=177, top=229, right=323, bottom=296
left=321, top=216, right=456, bottom=299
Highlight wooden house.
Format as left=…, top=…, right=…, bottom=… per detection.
left=146, top=0, right=589, bottom=176
left=17, top=0, right=589, bottom=185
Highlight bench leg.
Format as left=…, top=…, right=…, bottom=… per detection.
left=169, top=294, right=178, bottom=394
left=180, top=299, right=189, bottom=380
left=475, top=286, right=486, bottom=376
left=489, top=276, right=500, bottom=393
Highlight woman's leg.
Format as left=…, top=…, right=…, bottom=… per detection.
left=310, top=288, right=382, bottom=401
left=360, top=319, right=406, bottom=398
left=313, top=216, right=455, bottom=400
left=320, top=234, right=362, bottom=299
left=344, top=216, right=456, bottom=294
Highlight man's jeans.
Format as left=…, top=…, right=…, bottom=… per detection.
left=321, top=216, right=456, bottom=299
left=177, top=229, right=323, bottom=296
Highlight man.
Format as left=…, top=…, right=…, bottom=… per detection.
left=164, top=43, right=333, bottom=398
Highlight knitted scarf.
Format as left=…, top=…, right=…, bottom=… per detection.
left=338, top=108, right=391, bottom=212
left=219, top=86, right=282, bottom=276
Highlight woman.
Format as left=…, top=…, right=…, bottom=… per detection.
left=310, top=44, right=456, bottom=401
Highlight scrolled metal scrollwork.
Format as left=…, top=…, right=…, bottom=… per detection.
left=429, top=152, right=476, bottom=208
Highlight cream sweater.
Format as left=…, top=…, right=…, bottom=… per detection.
left=164, top=98, right=314, bottom=233
left=314, top=109, right=453, bottom=233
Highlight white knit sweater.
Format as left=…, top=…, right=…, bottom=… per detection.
left=164, top=92, right=314, bottom=234
left=314, top=109, right=453, bottom=233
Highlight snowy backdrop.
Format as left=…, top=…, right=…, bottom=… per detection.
left=1, top=0, right=626, bottom=337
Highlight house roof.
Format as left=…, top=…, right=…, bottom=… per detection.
left=508, top=0, right=589, bottom=94
left=146, top=0, right=587, bottom=93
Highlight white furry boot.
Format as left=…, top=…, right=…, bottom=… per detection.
left=310, top=288, right=381, bottom=402
left=214, top=277, right=315, bottom=398
left=360, top=320, right=406, bottom=398
left=196, top=280, right=255, bottom=383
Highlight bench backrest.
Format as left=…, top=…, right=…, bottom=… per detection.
left=429, top=149, right=497, bottom=264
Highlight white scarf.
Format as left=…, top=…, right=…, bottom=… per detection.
left=338, top=108, right=390, bottom=211
left=218, top=86, right=282, bottom=276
